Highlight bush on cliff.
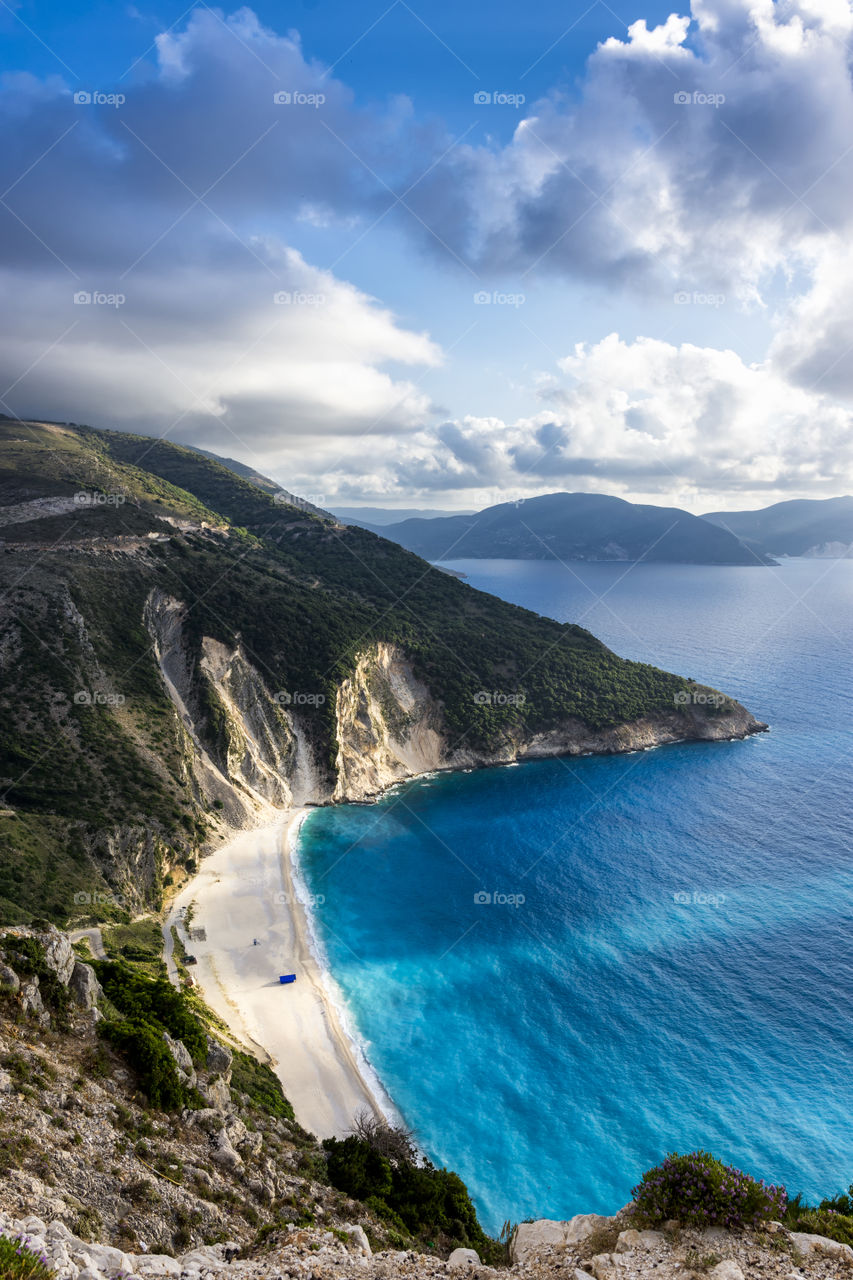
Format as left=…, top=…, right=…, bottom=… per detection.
left=94, top=961, right=206, bottom=1062
left=93, top=960, right=206, bottom=1109
left=632, top=1151, right=787, bottom=1229
left=101, top=1018, right=185, bottom=1111
left=323, top=1135, right=495, bottom=1257
left=784, top=1187, right=853, bottom=1246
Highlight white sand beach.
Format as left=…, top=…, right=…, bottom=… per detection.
left=168, top=810, right=390, bottom=1138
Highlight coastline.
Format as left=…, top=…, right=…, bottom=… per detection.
left=169, top=808, right=391, bottom=1138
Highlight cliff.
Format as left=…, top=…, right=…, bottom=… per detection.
left=0, top=418, right=765, bottom=925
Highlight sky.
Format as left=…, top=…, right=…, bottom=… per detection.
left=2, top=0, right=853, bottom=511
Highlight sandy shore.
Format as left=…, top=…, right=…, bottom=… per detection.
left=168, top=809, right=390, bottom=1138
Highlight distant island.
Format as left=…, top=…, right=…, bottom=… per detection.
left=358, top=492, right=773, bottom=565
left=703, top=496, right=853, bottom=559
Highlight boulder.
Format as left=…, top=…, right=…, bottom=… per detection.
left=209, top=1128, right=242, bottom=1171
left=35, top=927, right=76, bottom=985
left=0, top=1070, right=12, bottom=1094
left=511, top=1216, right=613, bottom=1264
left=0, top=962, right=20, bottom=994
left=132, top=1256, right=182, bottom=1277
left=789, top=1232, right=853, bottom=1262
left=709, top=1262, right=745, bottom=1280
left=614, top=1229, right=665, bottom=1253
left=205, top=1036, right=233, bottom=1076
left=199, top=1074, right=232, bottom=1111
left=19, top=977, right=47, bottom=1022
left=341, top=1225, right=372, bottom=1258
left=80, top=1242, right=132, bottom=1275
left=447, top=1247, right=480, bottom=1268
left=162, top=1032, right=196, bottom=1087
left=69, top=960, right=102, bottom=1010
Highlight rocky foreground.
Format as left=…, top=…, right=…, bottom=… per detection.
left=2, top=1208, right=853, bottom=1280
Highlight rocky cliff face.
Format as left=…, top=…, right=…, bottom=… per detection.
left=146, top=603, right=766, bottom=820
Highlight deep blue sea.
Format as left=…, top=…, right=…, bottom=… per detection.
left=296, top=559, right=853, bottom=1233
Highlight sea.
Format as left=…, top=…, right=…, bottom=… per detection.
left=295, top=558, right=853, bottom=1234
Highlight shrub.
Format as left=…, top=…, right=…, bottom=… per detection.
left=94, top=961, right=206, bottom=1061
left=784, top=1186, right=853, bottom=1246
left=324, top=1136, right=392, bottom=1201
left=230, top=1050, right=294, bottom=1119
left=0, top=1234, right=55, bottom=1279
left=322, top=1136, right=496, bottom=1256
left=632, top=1151, right=787, bottom=1229
left=101, top=1019, right=185, bottom=1110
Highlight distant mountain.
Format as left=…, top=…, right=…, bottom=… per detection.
left=331, top=506, right=474, bottom=527
left=371, top=493, right=770, bottom=565
left=703, top=496, right=853, bottom=558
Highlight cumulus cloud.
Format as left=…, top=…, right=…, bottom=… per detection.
left=326, top=334, right=853, bottom=507
left=3, top=0, right=853, bottom=505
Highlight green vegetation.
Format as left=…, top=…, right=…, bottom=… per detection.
left=0, top=417, right=742, bottom=925
left=632, top=1151, right=787, bottom=1229
left=93, top=959, right=206, bottom=1108
left=0, top=934, right=70, bottom=1029
left=229, top=1049, right=294, bottom=1120
left=784, top=1185, right=853, bottom=1246
left=323, top=1133, right=499, bottom=1260
left=0, top=1234, right=55, bottom=1279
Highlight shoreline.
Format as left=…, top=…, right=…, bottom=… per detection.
left=169, top=807, right=392, bottom=1138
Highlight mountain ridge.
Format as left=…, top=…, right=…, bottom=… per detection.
left=364, top=492, right=772, bottom=564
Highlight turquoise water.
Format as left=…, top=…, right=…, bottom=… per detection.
left=297, top=559, right=853, bottom=1232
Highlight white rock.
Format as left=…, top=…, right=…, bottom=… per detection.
left=709, top=1262, right=745, bottom=1280
left=69, top=960, right=103, bottom=1010
left=614, top=1229, right=665, bottom=1253
left=511, top=1215, right=612, bottom=1264
left=131, top=1255, right=182, bottom=1276
left=789, top=1232, right=853, bottom=1261
left=84, top=1242, right=132, bottom=1273
left=341, top=1225, right=372, bottom=1258
left=447, top=1247, right=480, bottom=1268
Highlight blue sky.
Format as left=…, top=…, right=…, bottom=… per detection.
left=2, top=0, right=852, bottom=509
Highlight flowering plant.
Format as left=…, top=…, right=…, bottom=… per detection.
left=0, top=1233, right=55, bottom=1278
left=632, top=1151, right=787, bottom=1229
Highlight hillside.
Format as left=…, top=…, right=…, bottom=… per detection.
left=369, top=494, right=770, bottom=565
left=703, top=496, right=853, bottom=557
left=0, top=419, right=764, bottom=926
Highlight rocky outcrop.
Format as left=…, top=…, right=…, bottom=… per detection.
left=333, top=644, right=445, bottom=801
left=2, top=1208, right=847, bottom=1280
left=145, top=589, right=326, bottom=829
left=69, top=959, right=102, bottom=1010
left=332, top=643, right=766, bottom=803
